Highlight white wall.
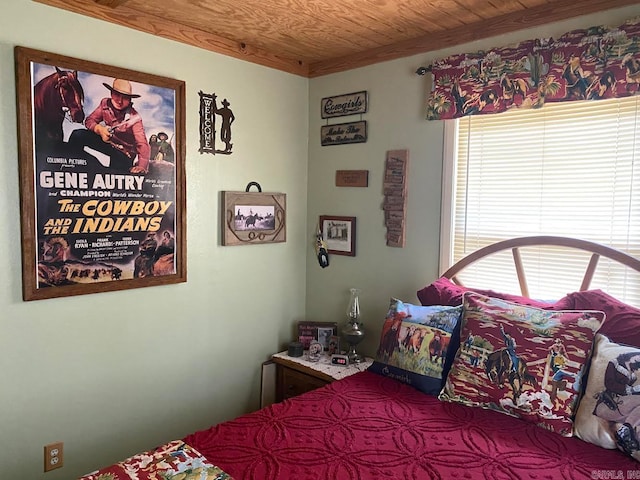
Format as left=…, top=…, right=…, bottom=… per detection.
left=0, top=1, right=308, bottom=478
left=305, top=5, right=640, bottom=358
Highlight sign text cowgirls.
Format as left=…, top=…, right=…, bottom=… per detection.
left=321, top=91, right=368, bottom=119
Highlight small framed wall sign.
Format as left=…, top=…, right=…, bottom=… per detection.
left=319, top=215, right=356, bottom=256
left=321, top=121, right=367, bottom=146
left=321, top=91, right=368, bottom=119
left=336, top=170, right=368, bottom=187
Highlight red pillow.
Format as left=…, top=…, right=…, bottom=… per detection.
left=419, top=280, right=640, bottom=345
left=555, top=289, right=640, bottom=346
left=417, top=277, right=564, bottom=384
left=417, top=276, right=555, bottom=309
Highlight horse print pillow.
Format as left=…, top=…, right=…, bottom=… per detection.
left=439, top=292, right=604, bottom=436
left=574, top=334, right=640, bottom=461
left=368, top=299, right=463, bottom=396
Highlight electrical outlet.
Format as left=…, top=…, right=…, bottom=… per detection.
left=44, top=442, right=63, bottom=472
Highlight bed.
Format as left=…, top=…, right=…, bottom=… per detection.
left=80, top=236, right=640, bottom=480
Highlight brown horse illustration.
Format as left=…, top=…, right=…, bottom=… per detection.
left=623, top=55, right=640, bottom=93
left=500, top=74, right=528, bottom=105
left=33, top=67, right=85, bottom=147
left=485, top=348, right=538, bottom=400
left=562, top=54, right=590, bottom=99
left=586, top=70, right=616, bottom=99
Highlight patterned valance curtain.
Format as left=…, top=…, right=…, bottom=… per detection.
left=426, top=17, right=640, bottom=120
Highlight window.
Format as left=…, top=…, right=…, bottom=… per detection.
left=441, top=96, right=640, bottom=305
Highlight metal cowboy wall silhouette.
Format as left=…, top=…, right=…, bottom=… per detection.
left=198, top=91, right=235, bottom=155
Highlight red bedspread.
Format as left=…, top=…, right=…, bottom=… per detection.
left=185, top=371, right=638, bottom=480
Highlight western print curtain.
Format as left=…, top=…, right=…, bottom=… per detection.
left=426, top=17, right=640, bottom=120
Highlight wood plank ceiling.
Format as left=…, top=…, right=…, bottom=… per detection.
left=34, top=0, right=639, bottom=77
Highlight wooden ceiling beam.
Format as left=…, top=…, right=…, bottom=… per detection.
left=93, top=0, right=129, bottom=7
left=33, top=0, right=640, bottom=78
left=33, top=0, right=310, bottom=77
left=309, top=0, right=640, bottom=77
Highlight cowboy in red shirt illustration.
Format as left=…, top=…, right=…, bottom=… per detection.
left=69, top=78, right=150, bottom=174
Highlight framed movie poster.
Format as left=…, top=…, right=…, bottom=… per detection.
left=14, top=47, right=186, bottom=301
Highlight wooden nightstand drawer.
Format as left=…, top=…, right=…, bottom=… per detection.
left=269, top=351, right=373, bottom=403
left=277, top=365, right=329, bottom=401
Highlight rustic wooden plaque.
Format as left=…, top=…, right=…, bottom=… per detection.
left=383, top=149, right=409, bottom=248
left=336, top=170, right=369, bottom=187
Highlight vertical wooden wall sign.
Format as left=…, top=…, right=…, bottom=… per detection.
left=383, top=150, right=408, bottom=247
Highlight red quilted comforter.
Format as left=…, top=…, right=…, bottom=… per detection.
left=185, top=370, right=638, bottom=480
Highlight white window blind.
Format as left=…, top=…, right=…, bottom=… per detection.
left=443, top=96, right=640, bottom=306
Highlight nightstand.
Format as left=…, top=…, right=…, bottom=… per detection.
left=272, top=351, right=373, bottom=402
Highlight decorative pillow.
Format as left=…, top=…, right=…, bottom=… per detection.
left=417, top=276, right=556, bottom=309
left=574, top=334, right=640, bottom=461
left=439, top=292, right=604, bottom=436
left=554, top=290, right=640, bottom=347
left=368, top=299, right=463, bottom=395
left=418, top=277, right=566, bottom=387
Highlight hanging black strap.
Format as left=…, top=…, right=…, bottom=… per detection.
left=245, top=182, right=262, bottom=192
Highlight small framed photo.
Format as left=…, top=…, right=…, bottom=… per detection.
left=221, top=189, right=286, bottom=246
left=297, top=321, right=338, bottom=350
left=317, top=327, right=335, bottom=351
left=319, top=215, right=356, bottom=256
left=308, top=340, right=323, bottom=362
left=327, top=335, right=340, bottom=355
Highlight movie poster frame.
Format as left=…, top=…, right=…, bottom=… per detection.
left=15, top=47, right=187, bottom=301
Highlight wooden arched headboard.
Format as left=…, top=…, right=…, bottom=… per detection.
left=441, top=236, right=640, bottom=298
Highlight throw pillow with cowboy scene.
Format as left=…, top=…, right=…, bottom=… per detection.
left=368, top=299, right=463, bottom=395
left=575, top=334, right=640, bottom=461
left=439, top=292, right=604, bottom=436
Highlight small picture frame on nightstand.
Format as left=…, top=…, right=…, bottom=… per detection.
left=297, top=321, right=338, bottom=350
left=317, top=327, right=334, bottom=351
left=308, top=340, right=323, bottom=362
left=327, top=335, right=340, bottom=355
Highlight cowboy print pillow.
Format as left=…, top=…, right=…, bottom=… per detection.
left=575, top=334, right=640, bottom=461
left=439, top=292, right=604, bottom=436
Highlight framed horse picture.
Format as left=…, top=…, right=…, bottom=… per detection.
left=221, top=182, right=286, bottom=246
left=14, top=47, right=186, bottom=301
